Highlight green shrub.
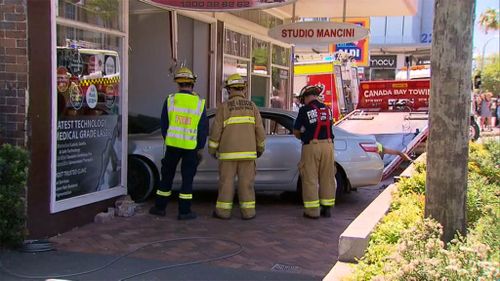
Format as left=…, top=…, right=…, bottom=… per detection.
left=382, top=219, right=499, bottom=280
left=349, top=193, right=424, bottom=281
left=469, top=206, right=500, bottom=262
left=395, top=171, right=426, bottom=196
left=350, top=142, right=500, bottom=280
left=0, top=144, right=29, bottom=248
left=466, top=173, right=499, bottom=227
left=468, top=141, right=499, bottom=185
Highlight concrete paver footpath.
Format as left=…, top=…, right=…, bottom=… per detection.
left=0, top=188, right=384, bottom=280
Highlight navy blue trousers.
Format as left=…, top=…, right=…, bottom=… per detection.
left=155, top=146, right=198, bottom=214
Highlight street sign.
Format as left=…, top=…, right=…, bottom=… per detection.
left=268, top=21, right=369, bottom=44
left=142, top=0, right=296, bottom=11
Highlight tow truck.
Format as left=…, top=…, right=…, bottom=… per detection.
left=335, top=79, right=430, bottom=179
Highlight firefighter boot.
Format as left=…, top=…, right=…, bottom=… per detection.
left=178, top=199, right=197, bottom=220
left=149, top=196, right=168, bottom=217
left=320, top=206, right=332, bottom=218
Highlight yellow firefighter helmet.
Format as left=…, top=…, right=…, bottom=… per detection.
left=225, top=73, right=246, bottom=89
left=174, top=67, right=197, bottom=83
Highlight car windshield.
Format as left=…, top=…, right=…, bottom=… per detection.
left=128, top=114, right=160, bottom=134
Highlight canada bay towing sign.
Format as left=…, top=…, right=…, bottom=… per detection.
left=268, top=21, right=370, bottom=44
left=143, top=0, right=296, bottom=11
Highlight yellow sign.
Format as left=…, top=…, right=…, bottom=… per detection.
left=294, top=63, right=334, bottom=75
left=329, top=18, right=370, bottom=67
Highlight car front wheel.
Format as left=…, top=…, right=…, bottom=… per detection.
left=127, top=156, right=156, bottom=202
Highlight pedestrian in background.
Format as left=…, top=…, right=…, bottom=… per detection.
left=208, top=74, right=266, bottom=220
left=480, top=92, right=493, bottom=131
left=149, top=67, right=208, bottom=220
left=495, top=99, right=500, bottom=128
left=293, top=85, right=335, bottom=219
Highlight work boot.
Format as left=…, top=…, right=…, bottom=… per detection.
left=242, top=215, right=256, bottom=220
left=149, top=206, right=166, bottom=217
left=178, top=212, right=197, bottom=220
left=320, top=206, right=332, bottom=218
left=178, top=199, right=196, bottom=220
left=303, top=213, right=319, bottom=219
left=212, top=210, right=231, bottom=220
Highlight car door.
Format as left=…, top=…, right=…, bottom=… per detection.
left=254, top=112, right=301, bottom=189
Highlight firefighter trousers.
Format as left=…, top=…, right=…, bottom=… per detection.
left=155, top=146, right=198, bottom=214
left=215, top=160, right=256, bottom=219
left=298, top=139, right=336, bottom=218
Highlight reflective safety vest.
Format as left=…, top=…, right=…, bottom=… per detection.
left=166, top=93, right=205, bottom=149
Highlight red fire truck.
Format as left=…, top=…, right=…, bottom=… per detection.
left=293, top=61, right=360, bottom=121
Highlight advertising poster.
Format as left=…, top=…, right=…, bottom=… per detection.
left=56, top=47, right=122, bottom=202
left=144, top=0, right=296, bottom=11
left=358, top=79, right=431, bottom=111
left=329, top=18, right=370, bottom=67
left=56, top=115, right=120, bottom=200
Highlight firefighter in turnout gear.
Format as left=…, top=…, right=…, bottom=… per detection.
left=149, top=67, right=208, bottom=220
left=293, top=85, right=336, bottom=219
left=208, top=74, right=266, bottom=220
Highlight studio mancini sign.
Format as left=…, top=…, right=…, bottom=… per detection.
left=142, top=0, right=296, bottom=11
left=268, top=21, right=370, bottom=44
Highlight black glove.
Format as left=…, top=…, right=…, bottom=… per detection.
left=257, top=151, right=263, bottom=158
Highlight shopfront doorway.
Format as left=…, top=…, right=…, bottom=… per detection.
left=128, top=0, right=213, bottom=118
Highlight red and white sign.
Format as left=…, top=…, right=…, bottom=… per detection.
left=144, top=0, right=296, bottom=11
left=358, top=80, right=430, bottom=111
left=268, top=21, right=370, bottom=44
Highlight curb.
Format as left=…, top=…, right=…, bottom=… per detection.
left=337, top=183, right=396, bottom=263
left=323, top=154, right=426, bottom=280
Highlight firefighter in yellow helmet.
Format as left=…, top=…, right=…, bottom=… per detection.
left=293, top=85, right=335, bottom=219
left=208, top=74, right=266, bottom=220
left=149, top=67, right=208, bottom=220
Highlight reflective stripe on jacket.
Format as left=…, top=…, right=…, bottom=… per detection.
left=165, top=93, right=205, bottom=149
left=208, top=93, right=265, bottom=160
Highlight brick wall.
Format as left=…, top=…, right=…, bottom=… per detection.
left=0, top=0, right=28, bottom=147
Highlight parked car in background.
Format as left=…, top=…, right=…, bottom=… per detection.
left=127, top=108, right=384, bottom=202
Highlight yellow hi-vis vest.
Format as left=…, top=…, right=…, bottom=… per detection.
left=165, top=93, right=205, bottom=149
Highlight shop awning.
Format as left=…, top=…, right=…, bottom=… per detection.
left=269, top=0, right=418, bottom=18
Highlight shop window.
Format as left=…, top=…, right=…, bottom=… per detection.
left=371, top=69, right=396, bottom=81
left=252, top=39, right=269, bottom=75
left=271, top=67, right=289, bottom=109
left=251, top=75, right=268, bottom=107
left=272, top=45, right=290, bottom=67
left=54, top=2, right=125, bottom=212
left=230, top=10, right=283, bottom=29
left=224, top=29, right=250, bottom=58
left=222, top=57, right=249, bottom=102
left=57, top=0, right=123, bottom=30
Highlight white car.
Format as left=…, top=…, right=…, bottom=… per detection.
left=128, top=108, right=384, bottom=202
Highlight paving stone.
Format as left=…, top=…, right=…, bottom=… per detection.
left=51, top=188, right=383, bottom=278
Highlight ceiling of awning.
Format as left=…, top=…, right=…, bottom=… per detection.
left=269, top=0, right=418, bottom=18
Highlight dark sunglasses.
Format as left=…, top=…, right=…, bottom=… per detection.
left=229, top=87, right=245, bottom=91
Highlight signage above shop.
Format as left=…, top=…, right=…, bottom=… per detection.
left=142, top=0, right=296, bottom=11
left=370, top=55, right=397, bottom=68
left=268, top=21, right=370, bottom=45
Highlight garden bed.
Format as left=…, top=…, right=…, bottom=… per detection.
left=347, top=141, right=499, bottom=280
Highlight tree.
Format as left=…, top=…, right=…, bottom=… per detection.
left=478, top=8, right=499, bottom=34
left=481, top=54, right=500, bottom=95
left=426, top=0, right=475, bottom=243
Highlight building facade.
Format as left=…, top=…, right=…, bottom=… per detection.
left=367, top=0, right=433, bottom=80
left=0, top=0, right=293, bottom=238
